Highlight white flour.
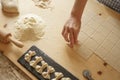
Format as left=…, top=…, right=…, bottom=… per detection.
left=32, top=0, right=54, bottom=9
left=13, top=14, right=46, bottom=41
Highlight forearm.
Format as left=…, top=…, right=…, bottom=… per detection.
left=71, top=0, right=87, bottom=19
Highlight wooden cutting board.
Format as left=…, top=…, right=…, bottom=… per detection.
left=0, top=0, right=83, bottom=79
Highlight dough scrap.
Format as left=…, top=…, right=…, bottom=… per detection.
left=1, top=0, right=19, bottom=13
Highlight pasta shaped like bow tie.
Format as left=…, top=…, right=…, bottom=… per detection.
left=42, top=66, right=55, bottom=79
left=35, top=61, right=48, bottom=74
left=30, top=56, right=43, bottom=68
left=25, top=50, right=36, bottom=62
left=52, top=72, right=64, bottom=80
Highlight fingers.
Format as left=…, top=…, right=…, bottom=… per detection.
left=62, top=26, right=69, bottom=42
left=73, top=27, right=80, bottom=44
left=0, top=38, right=10, bottom=44
left=62, top=27, right=75, bottom=48
left=62, top=26, right=79, bottom=48
left=69, top=28, right=75, bottom=48
left=62, top=17, right=81, bottom=48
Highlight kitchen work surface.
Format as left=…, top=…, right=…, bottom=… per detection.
left=80, top=0, right=120, bottom=73
left=18, top=46, right=79, bottom=80
left=0, top=53, right=31, bottom=80
left=0, top=0, right=120, bottom=80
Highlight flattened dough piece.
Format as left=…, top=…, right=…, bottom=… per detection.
left=61, top=77, right=71, bottom=80
left=52, top=72, right=64, bottom=80
left=24, top=50, right=36, bottom=62
left=1, top=0, right=19, bottom=13
left=30, top=56, right=43, bottom=68
left=42, top=66, right=55, bottom=79
left=35, top=61, right=48, bottom=74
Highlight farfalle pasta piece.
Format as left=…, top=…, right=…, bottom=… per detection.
left=47, top=66, right=55, bottom=73
left=42, top=66, right=55, bottom=79
left=24, top=50, right=36, bottom=62
left=42, top=72, right=50, bottom=79
left=29, top=56, right=43, bottom=68
left=35, top=61, right=48, bottom=74
left=61, top=77, right=71, bottom=80
left=52, top=72, right=64, bottom=80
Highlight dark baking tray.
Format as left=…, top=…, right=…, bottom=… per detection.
left=17, top=45, right=79, bottom=80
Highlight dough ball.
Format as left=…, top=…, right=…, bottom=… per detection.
left=1, top=0, right=19, bottom=13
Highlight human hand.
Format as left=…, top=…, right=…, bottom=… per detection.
left=62, top=16, right=81, bottom=48
left=0, top=31, right=11, bottom=44
left=0, top=37, right=10, bottom=44
left=0, top=39, right=9, bottom=44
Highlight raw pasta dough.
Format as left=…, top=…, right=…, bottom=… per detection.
left=42, top=66, right=55, bottom=79
left=35, top=61, right=48, bottom=74
left=24, top=50, right=72, bottom=79
left=25, top=50, right=36, bottom=62
left=32, top=0, right=53, bottom=9
left=61, top=78, right=71, bottom=80
left=30, top=56, right=43, bottom=68
left=52, top=72, right=64, bottom=80
left=1, top=0, right=19, bottom=13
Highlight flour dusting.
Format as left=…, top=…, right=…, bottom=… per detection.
left=32, top=0, right=54, bottom=9
left=14, top=14, right=46, bottom=41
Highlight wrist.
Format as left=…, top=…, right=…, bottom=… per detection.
left=71, top=12, right=82, bottom=20
left=70, top=13, right=81, bottom=22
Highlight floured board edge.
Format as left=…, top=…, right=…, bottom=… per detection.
left=17, top=45, right=79, bottom=80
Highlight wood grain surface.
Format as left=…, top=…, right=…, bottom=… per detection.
left=0, top=0, right=120, bottom=80
left=0, top=53, right=31, bottom=80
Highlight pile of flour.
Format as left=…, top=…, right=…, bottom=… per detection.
left=13, top=14, right=46, bottom=41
